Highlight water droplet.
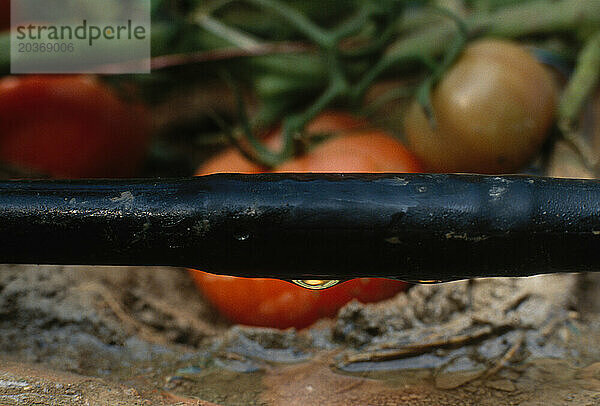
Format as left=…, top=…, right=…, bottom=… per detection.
left=292, top=280, right=340, bottom=290
left=234, top=232, right=250, bottom=241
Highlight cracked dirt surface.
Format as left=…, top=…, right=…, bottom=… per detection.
left=2, top=262, right=600, bottom=405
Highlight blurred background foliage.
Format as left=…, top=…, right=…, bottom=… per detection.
left=0, top=0, right=598, bottom=177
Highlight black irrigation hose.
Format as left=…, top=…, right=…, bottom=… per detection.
left=0, top=173, right=598, bottom=281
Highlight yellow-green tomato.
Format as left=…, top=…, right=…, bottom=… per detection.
left=404, top=39, right=557, bottom=174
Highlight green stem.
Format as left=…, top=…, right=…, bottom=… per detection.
left=278, top=80, right=346, bottom=158
left=416, top=22, right=468, bottom=125
left=217, top=69, right=282, bottom=167
left=300, top=76, right=347, bottom=127
left=468, top=0, right=529, bottom=13
left=252, top=98, right=297, bottom=131
left=242, top=78, right=346, bottom=167
left=386, top=0, right=600, bottom=64
left=273, top=52, right=349, bottom=165
left=429, top=5, right=469, bottom=36
left=330, top=4, right=374, bottom=42
left=195, top=14, right=260, bottom=50
left=210, top=110, right=269, bottom=168
left=350, top=53, right=435, bottom=104
left=558, top=30, right=600, bottom=133
left=363, top=85, right=416, bottom=118
left=245, top=0, right=334, bottom=48
left=341, top=20, right=397, bottom=59
left=484, top=0, right=600, bottom=37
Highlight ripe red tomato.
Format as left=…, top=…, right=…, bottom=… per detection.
left=404, top=39, right=557, bottom=173
left=190, top=112, right=422, bottom=329
left=0, top=75, right=150, bottom=178
left=201, top=112, right=422, bottom=174
left=189, top=273, right=409, bottom=329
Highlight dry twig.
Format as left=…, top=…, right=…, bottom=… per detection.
left=341, top=323, right=514, bottom=365
left=79, top=282, right=171, bottom=346
left=485, top=332, right=525, bottom=378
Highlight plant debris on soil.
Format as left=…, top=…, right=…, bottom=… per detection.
left=2, top=263, right=600, bottom=405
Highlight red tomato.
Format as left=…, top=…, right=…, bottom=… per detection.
left=190, top=112, right=421, bottom=329
left=201, top=112, right=422, bottom=174
left=189, top=273, right=409, bottom=329
left=0, top=75, right=150, bottom=178
left=0, top=0, right=9, bottom=31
